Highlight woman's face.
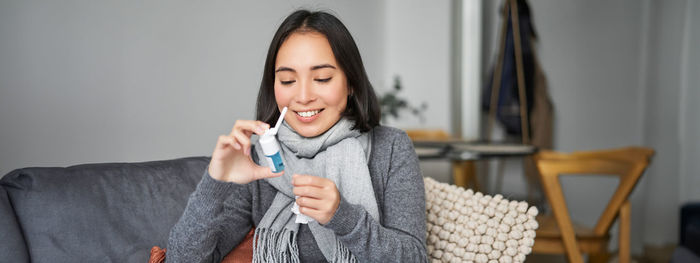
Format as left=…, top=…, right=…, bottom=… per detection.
left=274, top=31, right=349, bottom=138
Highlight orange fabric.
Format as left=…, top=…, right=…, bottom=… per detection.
left=149, top=228, right=255, bottom=263
left=149, top=246, right=166, bottom=263
left=222, top=228, right=255, bottom=263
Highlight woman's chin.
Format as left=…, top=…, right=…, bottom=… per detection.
left=287, top=114, right=341, bottom=138
left=289, top=122, right=328, bottom=138
left=296, top=127, right=323, bottom=138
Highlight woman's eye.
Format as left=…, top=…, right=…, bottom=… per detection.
left=315, top=77, right=332, bottom=83
left=280, top=80, right=296, bottom=85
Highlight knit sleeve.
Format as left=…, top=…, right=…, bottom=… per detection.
left=166, top=169, right=254, bottom=263
left=323, top=130, right=428, bottom=262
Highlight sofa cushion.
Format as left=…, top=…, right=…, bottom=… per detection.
left=423, top=177, right=539, bottom=262
left=0, top=156, right=209, bottom=262
left=0, top=186, right=30, bottom=262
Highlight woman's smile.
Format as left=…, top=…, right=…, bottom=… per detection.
left=293, top=108, right=325, bottom=123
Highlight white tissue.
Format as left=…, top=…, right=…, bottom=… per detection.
left=291, top=196, right=315, bottom=224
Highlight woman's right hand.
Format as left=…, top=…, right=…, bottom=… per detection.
left=208, top=120, right=284, bottom=184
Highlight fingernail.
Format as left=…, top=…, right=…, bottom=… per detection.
left=233, top=143, right=241, bottom=150
left=244, top=147, right=250, bottom=155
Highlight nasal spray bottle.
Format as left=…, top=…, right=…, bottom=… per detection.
left=260, top=107, right=313, bottom=224
left=259, top=107, right=287, bottom=173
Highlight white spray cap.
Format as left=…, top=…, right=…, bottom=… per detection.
left=263, top=107, right=287, bottom=137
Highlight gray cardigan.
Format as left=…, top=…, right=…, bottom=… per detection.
left=167, top=126, right=427, bottom=262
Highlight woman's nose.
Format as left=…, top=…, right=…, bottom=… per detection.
left=295, top=80, right=316, bottom=104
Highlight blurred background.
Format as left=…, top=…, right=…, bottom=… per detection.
left=1, top=0, right=698, bottom=262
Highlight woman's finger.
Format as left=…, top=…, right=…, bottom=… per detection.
left=299, top=206, right=322, bottom=216
left=230, top=129, right=252, bottom=155
left=253, top=165, right=284, bottom=179
left=298, top=206, right=332, bottom=224
left=293, top=185, right=325, bottom=199
left=217, top=135, right=240, bottom=150
left=292, top=174, right=330, bottom=187
left=295, top=196, right=329, bottom=210
left=254, top=120, right=271, bottom=134
left=233, top=120, right=270, bottom=136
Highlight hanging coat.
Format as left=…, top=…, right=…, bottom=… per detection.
left=482, top=0, right=553, bottom=149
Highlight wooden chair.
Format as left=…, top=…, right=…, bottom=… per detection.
left=532, top=147, right=654, bottom=263
left=405, top=129, right=481, bottom=191
left=405, top=129, right=451, bottom=141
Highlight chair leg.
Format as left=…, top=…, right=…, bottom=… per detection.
left=524, top=157, right=540, bottom=204
left=467, top=161, right=480, bottom=191
left=452, top=161, right=466, bottom=188
left=619, top=201, right=631, bottom=263
left=494, top=159, right=506, bottom=194
left=589, top=252, right=610, bottom=263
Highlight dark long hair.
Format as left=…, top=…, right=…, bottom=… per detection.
left=255, top=10, right=381, bottom=132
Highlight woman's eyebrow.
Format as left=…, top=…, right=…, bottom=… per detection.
left=275, top=66, right=295, bottom=73
left=275, top=64, right=336, bottom=73
left=311, top=64, right=336, bottom=71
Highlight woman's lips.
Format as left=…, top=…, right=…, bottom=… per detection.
left=294, top=109, right=323, bottom=123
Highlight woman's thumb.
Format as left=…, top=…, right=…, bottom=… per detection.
left=254, top=165, right=284, bottom=179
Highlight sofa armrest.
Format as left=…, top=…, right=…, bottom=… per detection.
left=0, top=185, right=30, bottom=262
left=0, top=156, right=209, bottom=262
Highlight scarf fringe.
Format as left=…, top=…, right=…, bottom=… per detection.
left=253, top=226, right=358, bottom=262
left=332, top=238, right=357, bottom=263
left=253, top=227, right=300, bottom=263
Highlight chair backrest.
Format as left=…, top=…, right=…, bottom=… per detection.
left=405, top=129, right=450, bottom=141
left=534, top=147, right=653, bottom=236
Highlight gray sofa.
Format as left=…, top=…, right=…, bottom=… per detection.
left=0, top=156, right=210, bottom=262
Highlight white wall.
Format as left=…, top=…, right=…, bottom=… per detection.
left=0, top=0, right=385, bottom=176
left=382, top=0, right=453, bottom=183
left=0, top=0, right=458, bottom=193
left=679, top=0, right=700, bottom=204
left=381, top=0, right=451, bottom=131
left=639, top=0, right=700, bottom=248
left=638, top=0, right=684, bottom=248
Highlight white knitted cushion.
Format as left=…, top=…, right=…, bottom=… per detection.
left=424, top=177, right=539, bottom=263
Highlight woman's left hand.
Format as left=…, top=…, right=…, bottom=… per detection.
left=292, top=174, right=340, bottom=225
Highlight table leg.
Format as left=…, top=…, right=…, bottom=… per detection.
left=452, top=160, right=479, bottom=191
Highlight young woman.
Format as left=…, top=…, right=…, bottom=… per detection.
left=167, top=10, right=427, bottom=262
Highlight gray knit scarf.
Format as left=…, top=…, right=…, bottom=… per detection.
left=252, top=118, right=379, bottom=262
